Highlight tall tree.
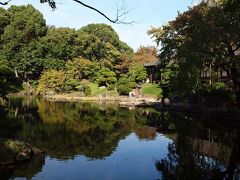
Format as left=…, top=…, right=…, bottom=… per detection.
left=1, top=5, right=47, bottom=80
left=77, top=23, right=133, bottom=68
left=149, top=1, right=240, bottom=107
left=39, top=27, right=78, bottom=61
left=0, top=58, right=21, bottom=97
left=0, top=7, right=9, bottom=36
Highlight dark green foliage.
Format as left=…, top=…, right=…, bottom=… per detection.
left=116, top=77, right=136, bottom=95
left=0, top=5, right=135, bottom=96
left=64, top=78, right=80, bottom=92
left=95, top=68, right=117, bottom=87
left=41, top=58, right=65, bottom=70
left=78, top=23, right=133, bottom=55
left=39, top=27, right=78, bottom=61
left=77, top=24, right=133, bottom=68
left=1, top=5, right=47, bottom=80
left=64, top=80, right=91, bottom=96
left=149, top=1, right=240, bottom=106
left=0, top=8, right=10, bottom=37
left=202, top=82, right=234, bottom=107
left=0, top=59, right=22, bottom=97
left=127, top=64, right=147, bottom=84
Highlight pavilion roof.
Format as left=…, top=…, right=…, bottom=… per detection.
left=143, top=60, right=160, bottom=67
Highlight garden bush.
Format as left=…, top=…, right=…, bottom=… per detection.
left=117, top=77, right=136, bottom=95
left=37, top=70, right=65, bottom=94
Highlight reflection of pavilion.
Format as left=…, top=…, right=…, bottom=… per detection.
left=167, top=133, right=232, bottom=165
left=192, top=139, right=231, bottom=164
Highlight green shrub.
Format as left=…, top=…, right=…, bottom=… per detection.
left=117, top=77, right=136, bottom=95
left=127, top=64, right=147, bottom=83
left=210, top=82, right=226, bottom=90
left=37, top=70, right=65, bottom=94
left=64, top=78, right=80, bottom=92
left=202, top=82, right=234, bottom=107
left=66, top=57, right=99, bottom=81
left=107, top=84, right=115, bottom=90
left=73, top=81, right=92, bottom=96
left=96, top=68, right=117, bottom=87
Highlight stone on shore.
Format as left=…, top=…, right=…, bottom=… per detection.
left=0, top=139, right=43, bottom=166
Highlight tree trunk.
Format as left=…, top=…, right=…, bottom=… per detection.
left=230, top=67, right=240, bottom=109
left=225, top=130, right=240, bottom=180
left=14, top=69, right=18, bottom=78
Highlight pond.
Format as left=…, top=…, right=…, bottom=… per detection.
left=0, top=97, right=239, bottom=180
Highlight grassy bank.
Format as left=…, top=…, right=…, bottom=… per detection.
left=141, top=83, right=162, bottom=98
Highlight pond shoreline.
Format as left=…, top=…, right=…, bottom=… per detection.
left=42, top=94, right=240, bottom=122
left=42, top=94, right=162, bottom=107
left=8, top=94, right=240, bottom=122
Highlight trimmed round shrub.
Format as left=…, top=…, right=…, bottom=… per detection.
left=117, top=77, right=136, bottom=95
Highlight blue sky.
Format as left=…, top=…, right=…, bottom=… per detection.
left=5, top=0, right=195, bottom=51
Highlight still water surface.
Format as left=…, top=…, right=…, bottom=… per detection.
left=0, top=97, right=239, bottom=179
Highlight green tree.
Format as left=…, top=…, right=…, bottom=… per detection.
left=0, top=58, right=22, bottom=97
left=77, top=24, right=133, bottom=66
left=79, top=23, right=133, bottom=54
left=37, top=70, right=66, bottom=94
left=66, top=57, right=99, bottom=81
left=0, top=5, right=134, bottom=89
left=116, top=77, right=136, bottom=95
left=39, top=27, right=78, bottom=61
left=95, top=67, right=117, bottom=87
left=1, top=5, right=47, bottom=80
left=0, top=7, right=9, bottom=37
left=149, top=1, right=240, bottom=107
left=127, top=64, right=147, bottom=84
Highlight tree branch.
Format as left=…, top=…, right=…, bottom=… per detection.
left=0, top=0, right=11, bottom=5
left=72, top=0, right=135, bottom=24
left=233, top=44, right=240, bottom=53
left=1, top=0, right=135, bottom=24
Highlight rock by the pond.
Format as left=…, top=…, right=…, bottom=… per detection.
left=0, top=139, right=43, bottom=166
left=0, top=148, right=15, bottom=165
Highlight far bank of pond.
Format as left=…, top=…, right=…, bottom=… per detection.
left=0, top=96, right=239, bottom=179
left=43, top=94, right=162, bottom=107
left=43, top=94, right=240, bottom=122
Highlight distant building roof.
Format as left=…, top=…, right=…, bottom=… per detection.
left=143, top=60, right=160, bottom=67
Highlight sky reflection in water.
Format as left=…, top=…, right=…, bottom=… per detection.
left=0, top=97, right=238, bottom=180
left=33, top=133, right=170, bottom=180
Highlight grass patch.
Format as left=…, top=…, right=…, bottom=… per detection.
left=141, top=83, right=162, bottom=98
left=88, top=83, right=118, bottom=96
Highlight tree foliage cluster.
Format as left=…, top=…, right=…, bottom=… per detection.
left=132, top=46, right=158, bottom=64
left=0, top=58, right=22, bottom=97
left=0, top=5, right=151, bottom=96
left=149, top=0, right=240, bottom=107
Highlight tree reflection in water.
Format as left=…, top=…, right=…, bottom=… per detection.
left=0, top=97, right=239, bottom=179
left=1, top=98, right=152, bottom=160
left=155, top=110, right=240, bottom=180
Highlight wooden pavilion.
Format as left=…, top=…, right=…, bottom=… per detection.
left=144, top=60, right=161, bottom=83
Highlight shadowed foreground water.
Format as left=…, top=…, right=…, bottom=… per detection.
left=0, top=97, right=239, bottom=180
